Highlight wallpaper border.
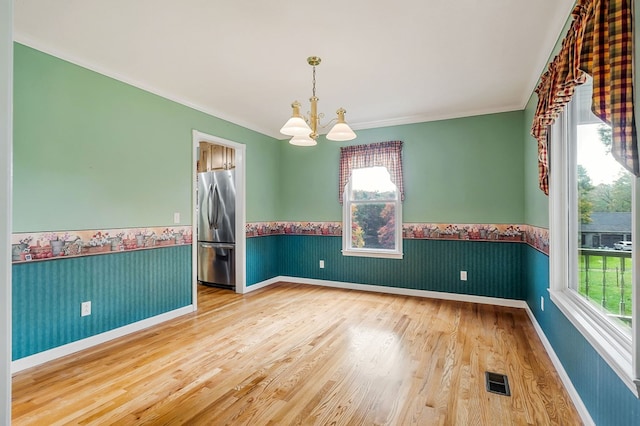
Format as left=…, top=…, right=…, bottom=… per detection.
left=11, top=226, right=193, bottom=263
left=11, top=222, right=550, bottom=264
left=246, top=222, right=550, bottom=255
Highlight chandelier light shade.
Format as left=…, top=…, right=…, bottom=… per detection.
left=279, top=101, right=312, bottom=136
left=281, top=56, right=356, bottom=146
left=326, top=108, right=357, bottom=141
left=289, top=134, right=317, bottom=146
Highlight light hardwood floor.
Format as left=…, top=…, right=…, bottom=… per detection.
left=12, top=282, right=582, bottom=425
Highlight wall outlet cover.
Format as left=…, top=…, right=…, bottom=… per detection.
left=81, top=301, right=91, bottom=317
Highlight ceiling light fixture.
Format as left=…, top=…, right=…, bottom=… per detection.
left=280, top=56, right=357, bottom=146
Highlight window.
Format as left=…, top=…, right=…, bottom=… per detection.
left=339, top=141, right=404, bottom=259
left=550, top=79, right=639, bottom=396
left=343, top=167, right=402, bottom=258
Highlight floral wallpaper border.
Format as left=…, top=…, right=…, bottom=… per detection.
left=246, top=222, right=550, bottom=255
left=246, top=222, right=342, bottom=237
left=11, top=222, right=550, bottom=264
left=11, top=226, right=193, bottom=263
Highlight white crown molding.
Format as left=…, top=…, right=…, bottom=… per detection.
left=14, top=0, right=575, bottom=143
left=350, top=104, right=526, bottom=132
left=14, top=35, right=531, bottom=140
left=13, top=35, right=280, bottom=139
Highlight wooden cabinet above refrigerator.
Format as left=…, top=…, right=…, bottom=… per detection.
left=198, top=142, right=235, bottom=172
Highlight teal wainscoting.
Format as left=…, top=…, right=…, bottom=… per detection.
left=524, top=245, right=640, bottom=425
left=276, top=235, right=525, bottom=299
left=246, top=235, right=280, bottom=286
left=12, top=245, right=192, bottom=360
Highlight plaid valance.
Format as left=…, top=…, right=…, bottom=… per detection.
left=531, top=0, right=637, bottom=195
left=338, top=141, right=404, bottom=204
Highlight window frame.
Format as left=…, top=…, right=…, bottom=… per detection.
left=549, top=93, right=640, bottom=397
left=342, top=167, right=403, bottom=260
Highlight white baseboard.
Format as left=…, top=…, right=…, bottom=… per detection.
left=14, top=275, right=593, bottom=425
left=243, top=277, right=282, bottom=293
left=252, top=276, right=593, bottom=424
left=275, top=275, right=528, bottom=308
left=524, top=306, right=594, bottom=426
left=11, top=305, right=195, bottom=373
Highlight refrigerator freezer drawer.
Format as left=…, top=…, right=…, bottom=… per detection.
left=198, top=242, right=235, bottom=288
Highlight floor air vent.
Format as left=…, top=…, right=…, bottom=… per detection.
left=485, top=371, right=511, bottom=396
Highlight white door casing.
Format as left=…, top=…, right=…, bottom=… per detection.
left=192, top=130, right=247, bottom=305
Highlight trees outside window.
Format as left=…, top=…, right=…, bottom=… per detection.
left=549, top=79, right=638, bottom=395
left=343, top=166, right=402, bottom=259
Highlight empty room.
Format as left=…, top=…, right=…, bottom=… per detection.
left=2, top=0, right=640, bottom=425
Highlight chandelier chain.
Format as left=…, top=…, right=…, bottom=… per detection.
left=312, top=65, right=316, bottom=98
left=280, top=56, right=355, bottom=144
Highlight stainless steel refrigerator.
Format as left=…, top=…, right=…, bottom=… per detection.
left=197, top=169, right=236, bottom=289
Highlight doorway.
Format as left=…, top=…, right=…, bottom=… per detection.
left=191, top=130, right=246, bottom=308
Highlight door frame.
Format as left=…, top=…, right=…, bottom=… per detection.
left=1, top=0, right=13, bottom=420
left=192, top=130, right=247, bottom=307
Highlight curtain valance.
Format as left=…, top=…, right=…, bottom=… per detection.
left=338, top=141, right=404, bottom=204
left=531, top=0, right=636, bottom=194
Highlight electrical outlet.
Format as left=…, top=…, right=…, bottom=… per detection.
left=540, top=296, right=544, bottom=312
left=173, top=212, right=180, bottom=224
left=81, top=301, right=91, bottom=317
left=460, top=271, right=467, bottom=281
left=319, top=260, right=325, bottom=269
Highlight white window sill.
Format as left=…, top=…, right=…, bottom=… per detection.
left=342, top=249, right=403, bottom=260
left=549, top=289, right=640, bottom=397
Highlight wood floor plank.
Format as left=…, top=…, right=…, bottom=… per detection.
left=12, top=282, right=582, bottom=425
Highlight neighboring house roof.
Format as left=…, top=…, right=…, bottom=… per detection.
left=581, top=212, right=631, bottom=233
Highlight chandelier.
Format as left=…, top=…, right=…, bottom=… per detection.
left=280, top=56, right=357, bottom=146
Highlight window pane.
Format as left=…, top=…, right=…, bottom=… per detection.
left=343, top=162, right=402, bottom=257
left=350, top=203, right=395, bottom=249
left=575, top=82, right=633, bottom=333
left=351, top=167, right=397, bottom=201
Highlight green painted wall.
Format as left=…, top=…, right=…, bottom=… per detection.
left=279, top=111, right=525, bottom=224
left=12, top=43, right=280, bottom=232
left=523, top=94, right=549, bottom=228
left=522, top=13, right=574, bottom=229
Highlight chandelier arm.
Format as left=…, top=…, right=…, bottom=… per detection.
left=303, top=113, right=344, bottom=131
left=294, top=111, right=326, bottom=130
left=317, top=116, right=338, bottom=130
left=282, top=56, right=356, bottom=143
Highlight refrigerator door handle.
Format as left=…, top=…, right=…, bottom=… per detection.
left=200, top=242, right=234, bottom=249
left=212, top=184, right=221, bottom=230
left=207, top=183, right=214, bottom=230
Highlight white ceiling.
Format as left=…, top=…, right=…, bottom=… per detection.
left=14, top=0, right=574, bottom=139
